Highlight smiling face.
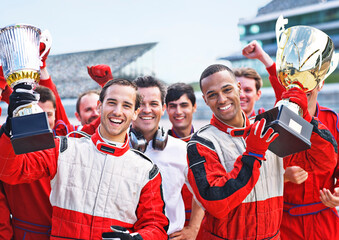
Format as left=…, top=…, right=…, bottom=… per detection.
left=166, top=94, right=196, bottom=134
left=132, top=87, right=165, bottom=142
left=201, top=70, right=243, bottom=127
left=75, top=92, right=99, bottom=125
left=98, top=84, right=139, bottom=143
left=237, top=76, right=261, bottom=117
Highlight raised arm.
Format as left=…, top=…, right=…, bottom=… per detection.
left=0, top=84, right=59, bottom=184
left=38, top=40, right=71, bottom=126
left=242, top=40, right=285, bottom=103
left=87, top=64, right=113, bottom=87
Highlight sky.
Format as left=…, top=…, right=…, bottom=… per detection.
left=0, top=0, right=271, bottom=84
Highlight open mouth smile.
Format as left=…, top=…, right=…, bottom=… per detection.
left=219, top=104, right=231, bottom=111
left=109, top=118, right=123, bottom=124
left=140, top=116, right=154, bottom=120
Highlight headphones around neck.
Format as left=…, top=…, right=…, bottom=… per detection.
left=129, top=127, right=168, bottom=153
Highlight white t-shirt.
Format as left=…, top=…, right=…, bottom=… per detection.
left=144, top=135, right=187, bottom=235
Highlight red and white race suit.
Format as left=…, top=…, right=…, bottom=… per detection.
left=187, top=114, right=284, bottom=239
left=0, top=129, right=169, bottom=240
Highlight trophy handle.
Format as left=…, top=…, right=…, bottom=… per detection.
left=320, top=52, right=339, bottom=88
left=275, top=15, right=288, bottom=48
left=40, top=30, right=52, bottom=63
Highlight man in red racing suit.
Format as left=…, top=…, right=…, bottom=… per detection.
left=278, top=77, right=339, bottom=240
left=0, top=79, right=169, bottom=240
left=186, top=63, right=336, bottom=240
left=242, top=40, right=339, bottom=239
left=0, top=52, right=102, bottom=239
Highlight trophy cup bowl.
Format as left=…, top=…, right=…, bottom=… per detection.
left=0, top=24, right=55, bottom=154
left=255, top=16, right=339, bottom=157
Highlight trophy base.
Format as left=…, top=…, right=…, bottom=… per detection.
left=255, top=105, right=313, bottom=157
left=11, top=112, right=55, bottom=154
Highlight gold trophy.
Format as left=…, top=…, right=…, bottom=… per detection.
left=0, top=24, right=54, bottom=154
left=255, top=16, right=339, bottom=157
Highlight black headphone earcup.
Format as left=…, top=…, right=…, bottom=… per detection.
left=152, top=127, right=168, bottom=150
left=129, top=128, right=148, bottom=153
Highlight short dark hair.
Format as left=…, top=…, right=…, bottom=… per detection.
left=165, top=82, right=196, bottom=106
left=199, top=64, right=236, bottom=91
left=76, top=90, right=100, bottom=114
left=133, top=76, right=167, bottom=105
left=99, top=79, right=141, bottom=110
left=233, top=67, right=263, bottom=92
left=35, top=85, right=56, bottom=109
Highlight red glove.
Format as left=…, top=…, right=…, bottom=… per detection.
left=0, top=66, right=7, bottom=90
left=87, top=64, right=113, bottom=87
left=1, top=85, right=12, bottom=104
left=40, top=42, right=51, bottom=69
left=281, top=87, right=312, bottom=122
left=231, top=119, right=279, bottom=161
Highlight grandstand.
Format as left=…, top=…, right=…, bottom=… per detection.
left=47, top=42, right=157, bottom=98
left=219, top=0, right=339, bottom=77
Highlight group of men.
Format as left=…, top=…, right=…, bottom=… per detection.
left=0, top=37, right=338, bottom=240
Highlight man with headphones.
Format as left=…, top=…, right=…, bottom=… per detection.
left=130, top=76, right=189, bottom=238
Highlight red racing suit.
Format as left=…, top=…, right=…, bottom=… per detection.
left=315, top=103, right=339, bottom=190
left=187, top=114, right=285, bottom=240
left=0, top=181, right=12, bottom=240
left=0, top=89, right=13, bottom=239
left=0, top=76, right=99, bottom=240
left=187, top=113, right=336, bottom=239
left=281, top=118, right=339, bottom=240
left=267, top=63, right=339, bottom=239
left=0, top=130, right=169, bottom=240
left=1, top=81, right=52, bottom=239
left=2, top=177, right=53, bottom=240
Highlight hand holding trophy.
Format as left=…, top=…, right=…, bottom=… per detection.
left=0, top=24, right=55, bottom=154
left=255, top=16, right=339, bottom=157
